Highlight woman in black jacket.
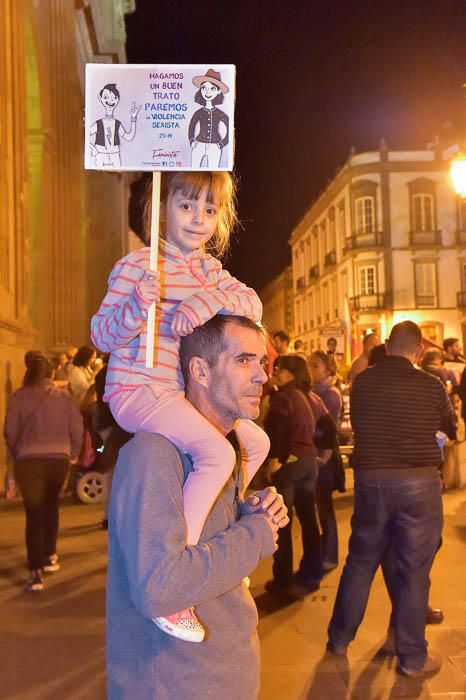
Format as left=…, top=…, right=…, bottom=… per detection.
left=264, top=354, right=336, bottom=593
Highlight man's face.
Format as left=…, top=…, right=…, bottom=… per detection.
left=99, top=89, right=119, bottom=114
left=327, top=339, right=337, bottom=353
left=206, top=325, right=268, bottom=422
left=272, top=335, right=287, bottom=354
left=451, top=341, right=461, bottom=358
left=363, top=335, right=380, bottom=357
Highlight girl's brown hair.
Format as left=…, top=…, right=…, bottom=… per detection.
left=143, top=172, right=237, bottom=259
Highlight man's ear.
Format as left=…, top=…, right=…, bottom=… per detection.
left=189, top=356, right=210, bottom=388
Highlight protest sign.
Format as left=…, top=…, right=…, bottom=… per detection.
left=84, top=63, right=236, bottom=367
left=84, top=63, right=235, bottom=172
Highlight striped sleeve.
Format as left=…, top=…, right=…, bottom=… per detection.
left=175, top=258, right=262, bottom=326
left=91, top=258, right=152, bottom=352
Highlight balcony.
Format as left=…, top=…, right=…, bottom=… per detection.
left=324, top=250, right=337, bottom=268
left=409, top=230, right=441, bottom=246
left=457, top=291, right=466, bottom=307
left=296, top=276, right=306, bottom=292
left=350, top=292, right=389, bottom=312
left=343, top=231, right=383, bottom=255
left=456, top=230, right=466, bottom=245
left=416, top=294, right=436, bottom=307
left=309, top=265, right=319, bottom=281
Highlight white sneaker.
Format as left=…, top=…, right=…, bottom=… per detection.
left=153, top=607, right=205, bottom=643
left=43, top=554, right=60, bottom=573
left=25, top=570, right=44, bottom=592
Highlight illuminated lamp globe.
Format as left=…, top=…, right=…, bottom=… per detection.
left=450, top=153, right=466, bottom=198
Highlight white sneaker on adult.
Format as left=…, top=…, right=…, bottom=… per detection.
left=153, top=607, right=205, bottom=643
left=25, top=569, right=44, bottom=592
left=43, top=554, right=60, bottom=573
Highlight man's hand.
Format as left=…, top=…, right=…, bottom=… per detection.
left=129, top=102, right=141, bottom=120
left=136, top=270, right=161, bottom=304
left=244, top=486, right=288, bottom=527
left=243, top=487, right=289, bottom=550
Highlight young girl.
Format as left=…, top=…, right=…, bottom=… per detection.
left=91, top=172, right=270, bottom=643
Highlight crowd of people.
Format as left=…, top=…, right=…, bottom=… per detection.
left=2, top=168, right=464, bottom=697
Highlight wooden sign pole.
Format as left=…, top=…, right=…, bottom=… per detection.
left=145, top=170, right=162, bottom=368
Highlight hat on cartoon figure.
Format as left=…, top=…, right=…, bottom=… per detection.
left=192, top=69, right=229, bottom=94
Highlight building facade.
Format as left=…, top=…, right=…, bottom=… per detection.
left=289, top=141, right=466, bottom=355
left=260, top=266, right=295, bottom=338
left=0, top=0, right=135, bottom=475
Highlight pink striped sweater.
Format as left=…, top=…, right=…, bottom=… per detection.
left=91, top=239, right=262, bottom=401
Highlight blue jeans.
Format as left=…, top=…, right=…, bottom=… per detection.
left=271, top=457, right=322, bottom=585
left=328, top=474, right=443, bottom=670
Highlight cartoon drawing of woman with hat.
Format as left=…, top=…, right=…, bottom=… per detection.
left=188, top=69, right=229, bottom=169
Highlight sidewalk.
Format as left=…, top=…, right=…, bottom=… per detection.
left=0, top=487, right=465, bottom=699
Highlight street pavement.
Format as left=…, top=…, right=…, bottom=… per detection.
left=0, top=482, right=465, bottom=700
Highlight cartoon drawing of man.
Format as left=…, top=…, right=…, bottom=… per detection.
left=89, top=83, right=140, bottom=167
left=188, top=69, right=229, bottom=169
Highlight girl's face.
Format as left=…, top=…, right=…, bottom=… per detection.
left=309, top=356, right=328, bottom=384
left=275, top=366, right=295, bottom=387
left=201, top=81, right=221, bottom=102
left=165, top=187, right=219, bottom=255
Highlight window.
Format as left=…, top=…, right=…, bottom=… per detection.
left=419, top=322, right=443, bottom=346
left=355, top=197, right=375, bottom=234
left=462, top=262, right=466, bottom=291
left=296, top=299, right=301, bottom=334
left=412, top=194, right=434, bottom=231
left=359, top=265, right=376, bottom=296
left=308, top=292, right=314, bottom=328
left=338, top=204, right=346, bottom=237
left=415, top=262, right=436, bottom=307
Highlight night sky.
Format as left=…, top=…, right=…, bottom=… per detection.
left=125, top=0, right=466, bottom=291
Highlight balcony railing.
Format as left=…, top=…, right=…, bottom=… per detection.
left=416, top=294, right=436, bottom=307
left=456, top=231, right=466, bottom=245
left=457, top=291, right=466, bottom=307
left=343, top=231, right=383, bottom=255
left=409, top=230, right=441, bottom=246
left=324, top=250, right=337, bottom=268
left=309, top=265, right=319, bottom=281
left=350, top=292, right=389, bottom=311
left=296, top=276, right=306, bottom=292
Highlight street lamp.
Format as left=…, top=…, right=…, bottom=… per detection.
left=450, top=152, right=466, bottom=198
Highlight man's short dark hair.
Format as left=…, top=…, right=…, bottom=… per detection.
left=388, top=321, right=422, bottom=351
left=99, top=83, right=120, bottom=100
left=179, top=315, right=264, bottom=387
left=327, top=337, right=337, bottom=346
left=273, top=330, right=290, bottom=344
left=443, top=337, right=459, bottom=352
left=293, top=339, right=304, bottom=351
left=363, top=332, right=378, bottom=347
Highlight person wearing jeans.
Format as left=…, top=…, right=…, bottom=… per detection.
left=327, top=321, right=455, bottom=677
left=15, top=458, right=70, bottom=570
left=4, top=353, right=83, bottom=592
left=328, top=474, right=443, bottom=670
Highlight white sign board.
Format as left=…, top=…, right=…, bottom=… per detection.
left=320, top=327, right=345, bottom=357
left=84, top=63, right=236, bottom=171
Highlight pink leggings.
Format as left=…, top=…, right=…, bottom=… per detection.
left=110, top=385, right=270, bottom=544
